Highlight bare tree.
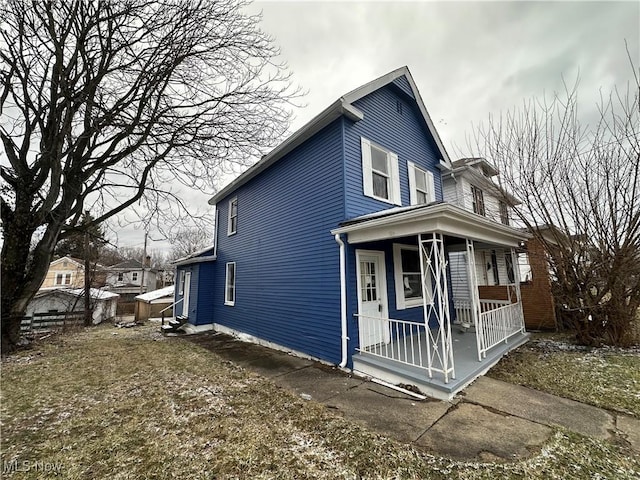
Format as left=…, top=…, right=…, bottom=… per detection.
left=472, top=64, right=640, bottom=346
left=169, top=227, right=212, bottom=261
left=1, top=0, right=297, bottom=352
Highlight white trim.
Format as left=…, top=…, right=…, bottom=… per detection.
left=208, top=66, right=451, bottom=206
left=332, top=203, right=530, bottom=247
left=392, top=243, right=425, bottom=309
left=178, top=270, right=185, bottom=295
left=361, top=137, right=401, bottom=206
left=227, top=197, right=238, bottom=236
left=224, top=262, right=236, bottom=306
left=355, top=249, right=390, bottom=347
left=213, top=209, right=219, bottom=257
left=54, top=271, right=73, bottom=286
left=182, top=271, right=191, bottom=316
left=213, top=323, right=332, bottom=365
left=407, top=162, right=436, bottom=205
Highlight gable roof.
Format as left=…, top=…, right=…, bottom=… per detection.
left=35, top=287, right=119, bottom=301
left=209, top=66, right=452, bottom=205
left=49, top=256, right=84, bottom=268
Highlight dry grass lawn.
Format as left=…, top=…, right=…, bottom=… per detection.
left=489, top=333, right=640, bottom=418
left=1, top=325, right=639, bottom=479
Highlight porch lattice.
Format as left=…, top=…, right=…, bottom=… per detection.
left=419, top=233, right=455, bottom=383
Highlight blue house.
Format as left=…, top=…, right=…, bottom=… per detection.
left=172, top=67, right=530, bottom=399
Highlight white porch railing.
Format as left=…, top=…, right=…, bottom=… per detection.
left=453, top=298, right=511, bottom=326
left=478, top=302, right=524, bottom=358
left=354, top=314, right=456, bottom=383
left=355, top=314, right=428, bottom=370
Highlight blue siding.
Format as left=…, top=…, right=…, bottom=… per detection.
left=392, top=76, right=415, bottom=99
left=211, top=119, right=345, bottom=363
left=343, top=82, right=444, bottom=219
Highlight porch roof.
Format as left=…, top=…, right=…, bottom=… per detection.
left=332, top=203, right=530, bottom=247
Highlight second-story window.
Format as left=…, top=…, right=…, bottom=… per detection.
left=55, top=273, right=72, bottom=285
left=471, top=185, right=485, bottom=216
left=132, top=272, right=138, bottom=282
left=361, top=137, right=401, bottom=205
left=228, top=197, right=238, bottom=236
left=117, top=272, right=124, bottom=282
left=408, top=162, right=435, bottom=205
left=499, top=201, right=510, bottom=225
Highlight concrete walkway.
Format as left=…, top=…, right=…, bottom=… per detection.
left=184, top=331, right=639, bottom=461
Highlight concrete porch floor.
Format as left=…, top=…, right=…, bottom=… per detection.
left=183, top=331, right=639, bottom=461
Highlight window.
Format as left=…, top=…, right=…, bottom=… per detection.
left=499, top=201, right=510, bottom=225
left=132, top=272, right=138, bottom=282
left=505, top=253, right=515, bottom=284
left=117, top=272, right=124, bottom=282
left=408, top=162, right=435, bottom=205
left=55, top=273, right=72, bottom=285
left=361, top=137, right=401, bottom=205
left=228, top=197, right=238, bottom=235
left=393, top=244, right=425, bottom=309
left=225, top=262, right=236, bottom=305
left=179, top=271, right=185, bottom=294
left=484, top=250, right=499, bottom=285
left=471, top=185, right=485, bottom=216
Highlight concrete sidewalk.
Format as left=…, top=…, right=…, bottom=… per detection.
left=185, top=331, right=639, bottom=461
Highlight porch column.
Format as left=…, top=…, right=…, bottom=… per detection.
left=419, top=233, right=455, bottom=383
left=510, top=247, right=526, bottom=333
left=465, top=239, right=484, bottom=361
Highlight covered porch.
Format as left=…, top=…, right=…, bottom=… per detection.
left=332, top=203, right=530, bottom=399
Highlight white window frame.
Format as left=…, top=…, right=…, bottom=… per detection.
left=117, top=272, right=124, bottom=282
left=361, top=137, right=401, bottom=205
left=55, top=272, right=72, bottom=286
left=407, top=161, right=436, bottom=205
left=227, top=197, right=238, bottom=236
left=225, top=262, right=236, bottom=306
left=132, top=272, right=138, bottom=282
left=179, top=271, right=185, bottom=295
left=393, top=244, right=428, bottom=309
left=471, top=185, right=486, bottom=216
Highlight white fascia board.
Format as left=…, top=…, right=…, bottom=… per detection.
left=341, top=66, right=453, bottom=170
left=173, top=255, right=217, bottom=268
left=171, top=245, right=215, bottom=265
left=208, top=100, right=362, bottom=205
left=332, top=204, right=530, bottom=247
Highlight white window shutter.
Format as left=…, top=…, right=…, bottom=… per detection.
left=427, top=170, right=436, bottom=202
left=361, top=137, right=373, bottom=197
left=389, top=152, right=401, bottom=205
left=407, top=161, right=417, bottom=205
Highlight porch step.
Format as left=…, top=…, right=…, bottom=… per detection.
left=161, top=315, right=188, bottom=334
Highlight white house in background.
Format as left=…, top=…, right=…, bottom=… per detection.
left=26, top=288, right=119, bottom=325
left=104, top=258, right=157, bottom=300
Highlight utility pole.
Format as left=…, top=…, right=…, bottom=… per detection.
left=140, top=231, right=148, bottom=294
left=83, top=211, right=92, bottom=326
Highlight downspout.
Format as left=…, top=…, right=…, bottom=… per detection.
left=335, top=234, right=348, bottom=368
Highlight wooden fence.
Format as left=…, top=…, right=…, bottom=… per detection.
left=20, top=311, right=85, bottom=334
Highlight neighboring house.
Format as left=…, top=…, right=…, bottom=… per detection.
left=441, top=158, right=557, bottom=330
left=41, top=256, right=86, bottom=288
left=25, top=287, right=119, bottom=326
left=134, top=285, right=174, bottom=322
left=174, top=67, right=530, bottom=399
left=105, top=258, right=157, bottom=301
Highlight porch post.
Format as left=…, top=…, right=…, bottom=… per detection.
left=419, top=233, right=455, bottom=383
left=511, top=247, right=525, bottom=333
left=466, top=239, right=484, bottom=361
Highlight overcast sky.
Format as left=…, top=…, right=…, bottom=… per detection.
left=115, top=0, right=640, bottom=251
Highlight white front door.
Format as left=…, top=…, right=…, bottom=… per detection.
left=356, top=250, right=390, bottom=348
left=182, top=272, right=191, bottom=317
